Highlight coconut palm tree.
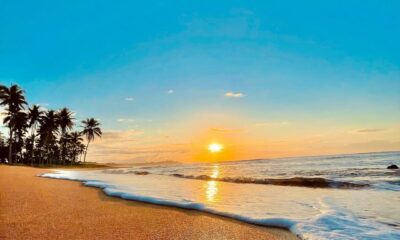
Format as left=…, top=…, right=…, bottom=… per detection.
left=38, top=110, right=59, bottom=165
left=66, top=131, right=83, bottom=164
left=27, top=105, right=44, bottom=164
left=3, top=111, right=28, bottom=163
left=24, top=134, right=35, bottom=164
left=0, top=132, right=6, bottom=163
left=0, top=84, right=27, bottom=163
left=0, top=84, right=102, bottom=166
left=28, top=105, right=44, bottom=132
left=0, top=132, right=5, bottom=146
left=57, top=108, right=74, bottom=164
left=81, top=118, right=101, bottom=163
left=13, top=111, right=28, bottom=162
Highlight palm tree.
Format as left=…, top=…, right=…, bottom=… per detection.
left=57, top=108, right=74, bottom=164
left=27, top=105, right=44, bottom=164
left=66, top=131, right=83, bottom=164
left=0, top=84, right=27, bottom=163
left=24, top=134, right=35, bottom=164
left=78, top=142, right=86, bottom=163
left=0, top=132, right=7, bottom=163
left=81, top=118, right=101, bottom=163
left=0, top=132, right=6, bottom=163
left=0, top=84, right=103, bottom=166
left=28, top=105, right=44, bottom=132
left=3, top=111, right=28, bottom=163
left=38, top=110, right=59, bottom=165
left=0, top=132, right=5, bottom=146
left=13, top=111, right=28, bottom=162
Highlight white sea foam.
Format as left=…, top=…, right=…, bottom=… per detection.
left=41, top=156, right=400, bottom=240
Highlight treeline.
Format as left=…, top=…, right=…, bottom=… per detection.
left=0, top=84, right=102, bottom=165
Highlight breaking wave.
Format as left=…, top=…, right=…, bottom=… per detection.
left=40, top=168, right=400, bottom=240
left=101, top=169, right=368, bottom=188
left=169, top=174, right=368, bottom=188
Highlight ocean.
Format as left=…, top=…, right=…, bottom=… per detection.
left=42, top=151, right=400, bottom=239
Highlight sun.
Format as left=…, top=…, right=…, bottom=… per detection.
left=208, top=143, right=223, bottom=153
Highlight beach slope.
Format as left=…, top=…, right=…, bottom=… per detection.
left=0, top=165, right=297, bottom=240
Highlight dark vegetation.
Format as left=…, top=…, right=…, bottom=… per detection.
left=0, top=84, right=102, bottom=166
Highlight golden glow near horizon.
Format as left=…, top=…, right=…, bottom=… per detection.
left=88, top=109, right=400, bottom=163
left=208, top=143, right=223, bottom=153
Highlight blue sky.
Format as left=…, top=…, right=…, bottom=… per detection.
left=1, top=1, right=399, bottom=162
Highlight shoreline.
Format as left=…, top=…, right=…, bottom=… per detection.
left=0, top=165, right=298, bottom=240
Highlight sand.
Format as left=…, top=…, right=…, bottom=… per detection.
left=0, top=165, right=298, bottom=240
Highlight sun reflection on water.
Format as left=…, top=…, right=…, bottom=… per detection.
left=211, top=165, right=219, bottom=179
left=205, top=165, right=220, bottom=202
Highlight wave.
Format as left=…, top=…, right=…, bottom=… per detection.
left=39, top=172, right=298, bottom=233
left=40, top=171, right=400, bottom=240
left=170, top=174, right=368, bottom=189
left=103, top=169, right=151, bottom=175
left=101, top=169, right=368, bottom=188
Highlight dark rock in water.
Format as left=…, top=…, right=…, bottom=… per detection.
left=134, top=171, right=150, bottom=175
left=387, top=164, right=399, bottom=169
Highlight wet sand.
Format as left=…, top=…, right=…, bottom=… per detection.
left=0, top=165, right=298, bottom=240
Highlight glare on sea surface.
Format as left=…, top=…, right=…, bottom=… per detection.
left=205, top=165, right=220, bottom=202
left=208, top=143, right=223, bottom=153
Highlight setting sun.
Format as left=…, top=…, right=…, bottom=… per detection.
left=1, top=2, right=399, bottom=239
left=208, top=143, right=223, bottom=153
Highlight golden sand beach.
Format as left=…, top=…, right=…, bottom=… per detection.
left=0, top=165, right=297, bottom=240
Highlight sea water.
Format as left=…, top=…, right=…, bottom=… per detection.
left=42, top=151, right=400, bottom=239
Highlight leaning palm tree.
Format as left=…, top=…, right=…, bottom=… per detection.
left=57, top=108, right=74, bottom=164
left=0, top=84, right=27, bottom=163
left=81, top=118, right=101, bottom=163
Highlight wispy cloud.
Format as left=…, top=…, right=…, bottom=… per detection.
left=353, top=128, right=386, bottom=133
left=89, top=129, right=190, bottom=163
left=209, top=127, right=245, bottom=133
left=224, top=92, right=245, bottom=98
left=117, top=118, right=135, bottom=123
left=167, top=89, right=174, bottom=94
left=124, top=97, right=134, bottom=101
left=101, top=129, right=143, bottom=139
left=255, top=121, right=289, bottom=127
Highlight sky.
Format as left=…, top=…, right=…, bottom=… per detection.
left=1, top=0, right=399, bottom=163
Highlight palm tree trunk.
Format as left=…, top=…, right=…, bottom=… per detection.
left=72, top=147, right=77, bottom=165
left=61, top=131, right=65, bottom=165
left=31, top=132, right=35, bottom=166
left=83, top=141, right=90, bottom=163
left=8, top=127, right=12, bottom=164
